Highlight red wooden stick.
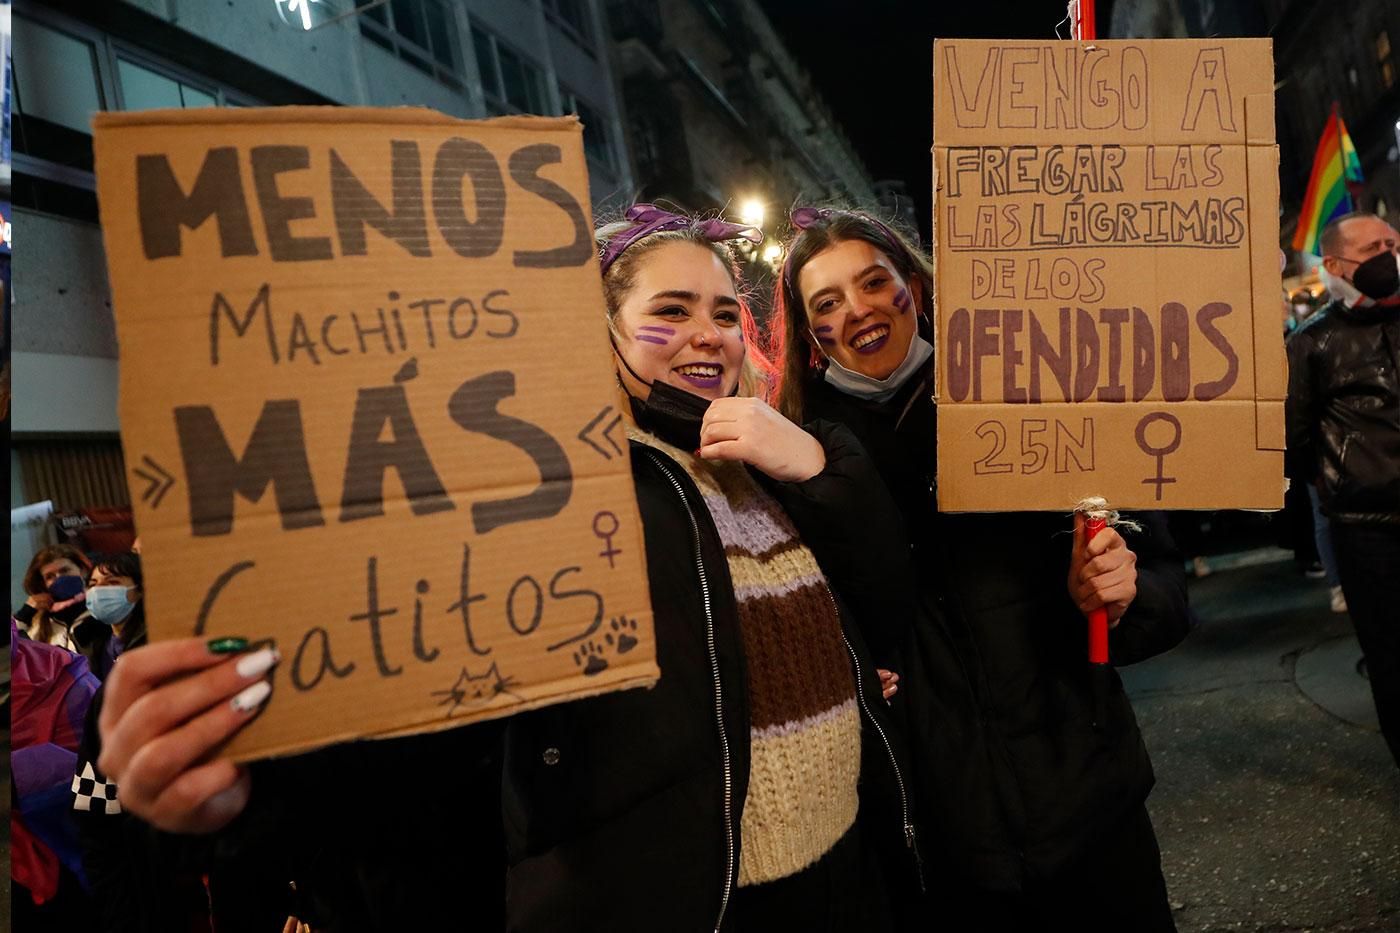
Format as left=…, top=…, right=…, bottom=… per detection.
left=1086, top=515, right=1109, bottom=665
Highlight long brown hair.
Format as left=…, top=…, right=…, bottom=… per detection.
left=595, top=215, right=773, bottom=398
left=21, top=544, right=92, bottom=644
left=768, top=210, right=934, bottom=422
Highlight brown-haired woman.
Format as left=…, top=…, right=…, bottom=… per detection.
left=16, top=544, right=92, bottom=650
left=769, top=207, right=1189, bottom=932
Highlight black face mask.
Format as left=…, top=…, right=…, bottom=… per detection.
left=613, top=339, right=728, bottom=451
left=1352, top=251, right=1400, bottom=300
left=626, top=380, right=713, bottom=451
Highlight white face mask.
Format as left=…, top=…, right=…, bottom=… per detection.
left=1318, top=264, right=1373, bottom=309
left=821, top=332, right=934, bottom=403
left=86, top=585, right=136, bottom=625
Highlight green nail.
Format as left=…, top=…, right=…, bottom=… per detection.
left=207, top=636, right=249, bottom=654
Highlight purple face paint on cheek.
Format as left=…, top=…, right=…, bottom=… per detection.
left=814, top=324, right=837, bottom=346
left=634, top=324, right=676, bottom=345
left=892, top=288, right=911, bottom=313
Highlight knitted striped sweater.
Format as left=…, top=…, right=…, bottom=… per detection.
left=632, top=430, right=860, bottom=886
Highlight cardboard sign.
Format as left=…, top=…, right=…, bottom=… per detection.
left=932, top=39, right=1284, bottom=511
left=94, top=108, right=657, bottom=761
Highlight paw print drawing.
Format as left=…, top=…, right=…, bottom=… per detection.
left=573, top=641, right=609, bottom=676
left=605, top=616, right=639, bottom=654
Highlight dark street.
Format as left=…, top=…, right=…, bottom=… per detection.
left=1127, top=552, right=1400, bottom=932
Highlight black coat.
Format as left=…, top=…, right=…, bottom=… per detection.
left=86, top=421, right=920, bottom=933
left=1285, top=299, right=1400, bottom=523
left=502, top=422, right=922, bottom=932
left=802, top=372, right=1190, bottom=895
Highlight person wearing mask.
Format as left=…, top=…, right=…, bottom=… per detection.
left=15, top=545, right=92, bottom=650
left=1287, top=211, right=1400, bottom=767
left=768, top=207, right=1190, bottom=932
left=71, top=552, right=148, bottom=682
left=82, top=206, right=921, bottom=931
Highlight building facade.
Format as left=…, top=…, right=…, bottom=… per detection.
left=1264, top=0, right=1400, bottom=251
left=1110, top=0, right=1400, bottom=260
left=606, top=0, right=879, bottom=269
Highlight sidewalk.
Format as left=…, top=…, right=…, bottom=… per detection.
left=1123, top=550, right=1399, bottom=933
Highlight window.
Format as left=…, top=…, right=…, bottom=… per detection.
left=560, top=86, right=613, bottom=169
left=356, top=0, right=462, bottom=89
left=1379, top=30, right=1395, bottom=90
left=117, top=58, right=217, bottom=110
left=11, top=9, right=257, bottom=223
left=14, top=17, right=104, bottom=134
left=543, top=0, right=594, bottom=52
left=473, top=27, right=550, bottom=116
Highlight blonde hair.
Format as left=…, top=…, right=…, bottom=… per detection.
left=595, top=216, right=772, bottom=397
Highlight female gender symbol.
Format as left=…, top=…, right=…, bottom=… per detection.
left=593, top=511, right=621, bottom=567
left=1135, top=412, right=1182, bottom=501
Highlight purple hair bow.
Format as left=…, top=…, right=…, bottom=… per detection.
left=790, top=206, right=832, bottom=229
left=599, top=203, right=763, bottom=275
left=783, top=206, right=904, bottom=291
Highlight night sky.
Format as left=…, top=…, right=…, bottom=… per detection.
left=757, top=0, right=1108, bottom=239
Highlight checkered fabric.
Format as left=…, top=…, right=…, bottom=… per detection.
left=72, top=760, right=122, bottom=815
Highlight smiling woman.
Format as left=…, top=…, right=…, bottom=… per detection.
left=490, top=203, right=927, bottom=928
left=769, top=208, right=937, bottom=419
left=765, top=206, right=1189, bottom=930
left=85, top=202, right=927, bottom=932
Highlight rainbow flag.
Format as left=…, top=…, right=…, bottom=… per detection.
left=1292, top=106, right=1364, bottom=255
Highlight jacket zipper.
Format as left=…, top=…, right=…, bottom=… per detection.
left=643, top=451, right=736, bottom=932
left=824, top=586, right=926, bottom=891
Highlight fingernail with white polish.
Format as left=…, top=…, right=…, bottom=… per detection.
left=230, top=680, right=272, bottom=714
left=235, top=647, right=280, bottom=679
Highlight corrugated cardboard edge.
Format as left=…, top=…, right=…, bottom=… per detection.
left=1244, top=91, right=1285, bottom=454
left=930, top=40, right=943, bottom=404
left=229, top=665, right=659, bottom=763
left=92, top=106, right=579, bottom=132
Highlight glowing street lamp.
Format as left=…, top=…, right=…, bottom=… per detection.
left=275, top=0, right=317, bottom=30
left=739, top=198, right=765, bottom=229
left=275, top=0, right=390, bottom=31
left=762, top=243, right=783, bottom=266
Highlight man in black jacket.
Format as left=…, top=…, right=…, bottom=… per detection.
left=1286, top=211, right=1400, bottom=768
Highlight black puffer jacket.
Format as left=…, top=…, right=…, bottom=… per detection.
left=802, top=371, right=1189, bottom=896
left=502, top=422, right=921, bottom=932
left=1285, top=299, right=1400, bottom=523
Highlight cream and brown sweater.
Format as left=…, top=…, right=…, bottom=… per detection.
left=632, top=430, right=861, bottom=887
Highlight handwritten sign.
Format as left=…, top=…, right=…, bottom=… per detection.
left=94, top=108, right=656, bottom=761
left=932, top=39, right=1284, bottom=511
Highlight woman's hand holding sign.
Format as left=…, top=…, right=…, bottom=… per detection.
left=1068, top=513, right=1138, bottom=626
left=98, top=638, right=279, bottom=833
left=698, top=397, right=826, bottom=482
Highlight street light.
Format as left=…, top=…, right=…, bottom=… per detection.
left=275, top=0, right=391, bottom=31
left=739, top=198, right=765, bottom=229
left=762, top=243, right=783, bottom=266
left=275, top=0, right=318, bottom=29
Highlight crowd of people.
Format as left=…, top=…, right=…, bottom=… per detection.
left=8, top=203, right=1397, bottom=932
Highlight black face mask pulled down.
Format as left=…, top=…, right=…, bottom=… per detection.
left=1353, top=251, right=1400, bottom=301
left=613, top=341, right=725, bottom=451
